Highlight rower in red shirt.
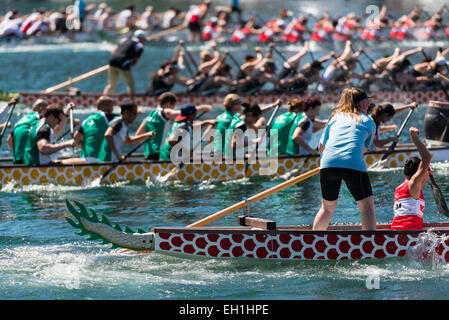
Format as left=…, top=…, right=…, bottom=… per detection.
left=391, top=127, right=432, bottom=230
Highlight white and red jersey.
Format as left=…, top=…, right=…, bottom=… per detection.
left=202, top=22, right=217, bottom=40
left=311, top=23, right=332, bottom=41
left=258, top=27, right=274, bottom=42
left=395, top=26, right=412, bottom=40
left=333, top=17, right=355, bottom=40
left=391, top=179, right=425, bottom=230
left=230, top=28, right=245, bottom=42
left=187, top=4, right=207, bottom=23
left=283, top=20, right=305, bottom=42
left=20, top=12, right=41, bottom=34
left=361, top=26, right=382, bottom=40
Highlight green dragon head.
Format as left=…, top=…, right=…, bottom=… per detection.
left=65, top=200, right=155, bottom=251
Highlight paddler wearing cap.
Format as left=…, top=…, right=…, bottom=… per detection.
left=103, top=29, right=147, bottom=96
left=313, top=88, right=377, bottom=231
left=97, top=102, right=154, bottom=163
left=159, top=103, right=216, bottom=162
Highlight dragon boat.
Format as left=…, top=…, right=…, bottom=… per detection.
left=65, top=199, right=449, bottom=262
left=18, top=89, right=449, bottom=108
left=1, top=100, right=447, bottom=188
left=0, top=144, right=448, bottom=188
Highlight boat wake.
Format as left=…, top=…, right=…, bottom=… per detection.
left=408, top=229, right=449, bottom=267
left=0, top=179, right=130, bottom=193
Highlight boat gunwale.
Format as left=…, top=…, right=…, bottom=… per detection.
left=19, top=88, right=442, bottom=99
left=151, top=222, right=449, bottom=236
left=0, top=145, right=447, bottom=169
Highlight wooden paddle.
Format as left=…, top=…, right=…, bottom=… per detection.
left=369, top=107, right=416, bottom=169
left=42, top=65, right=110, bottom=94
left=0, top=96, right=19, bottom=146
left=429, top=172, right=449, bottom=217
left=187, top=167, right=320, bottom=228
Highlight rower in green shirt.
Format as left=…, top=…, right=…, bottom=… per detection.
left=159, top=104, right=216, bottom=162
left=97, top=102, right=154, bottom=163
left=23, top=105, right=75, bottom=166
left=268, top=98, right=304, bottom=156
left=135, top=92, right=180, bottom=160
left=60, top=96, right=117, bottom=165
left=286, top=97, right=326, bottom=156
left=7, top=98, right=48, bottom=164
left=213, top=93, right=242, bottom=157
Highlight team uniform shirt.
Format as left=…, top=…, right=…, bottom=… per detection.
left=143, top=108, right=172, bottom=158
left=391, top=179, right=425, bottom=230
left=159, top=120, right=193, bottom=162
left=109, top=36, right=144, bottom=70
left=116, top=9, right=134, bottom=29
left=11, top=111, right=40, bottom=164
left=224, top=115, right=246, bottom=159
left=285, top=113, right=305, bottom=156
left=295, top=116, right=314, bottom=156
left=23, top=119, right=56, bottom=165
left=78, top=111, right=116, bottom=160
left=97, top=117, right=128, bottom=162
left=202, top=22, right=217, bottom=41
left=213, top=110, right=240, bottom=154
left=268, top=111, right=298, bottom=156
left=230, top=28, right=246, bottom=42
left=333, top=17, right=355, bottom=40
left=258, top=27, right=274, bottom=42
left=319, top=112, right=376, bottom=173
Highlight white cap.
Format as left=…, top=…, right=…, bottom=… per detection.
left=134, top=29, right=147, bottom=40
left=436, top=56, right=449, bottom=66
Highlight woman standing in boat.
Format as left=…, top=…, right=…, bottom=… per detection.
left=391, top=127, right=431, bottom=230
left=313, top=88, right=377, bottom=231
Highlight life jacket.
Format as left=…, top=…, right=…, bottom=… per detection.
left=391, top=179, right=425, bottom=230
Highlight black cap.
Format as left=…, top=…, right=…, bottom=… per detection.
left=353, top=90, right=373, bottom=103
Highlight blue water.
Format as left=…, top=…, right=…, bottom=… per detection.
left=1, top=0, right=449, bottom=301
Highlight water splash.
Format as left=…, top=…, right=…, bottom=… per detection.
left=408, top=229, right=449, bottom=267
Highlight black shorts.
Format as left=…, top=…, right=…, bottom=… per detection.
left=188, top=21, right=201, bottom=32
left=320, top=167, right=373, bottom=201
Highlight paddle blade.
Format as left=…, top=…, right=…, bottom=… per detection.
left=429, top=174, right=449, bottom=217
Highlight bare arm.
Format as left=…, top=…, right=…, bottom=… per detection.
left=125, top=131, right=155, bottom=144
left=37, top=139, right=74, bottom=155
left=292, top=127, right=318, bottom=155
left=408, top=127, right=431, bottom=198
